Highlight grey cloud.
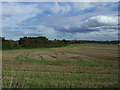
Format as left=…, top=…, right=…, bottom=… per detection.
left=3, top=29, right=25, bottom=36
left=2, top=2, right=118, bottom=40
left=3, top=29, right=42, bottom=37
left=33, top=15, right=118, bottom=34
left=22, top=26, right=38, bottom=30
left=2, top=14, right=14, bottom=20
left=52, top=26, right=100, bottom=33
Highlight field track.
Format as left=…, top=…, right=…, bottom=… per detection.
left=2, top=44, right=119, bottom=88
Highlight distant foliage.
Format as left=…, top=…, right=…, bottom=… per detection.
left=70, top=40, right=120, bottom=44
left=0, top=37, right=2, bottom=50
left=2, top=36, right=69, bottom=49
left=19, top=36, right=69, bottom=48
left=19, top=36, right=49, bottom=48
left=1, top=36, right=119, bottom=50
left=2, top=38, right=21, bottom=49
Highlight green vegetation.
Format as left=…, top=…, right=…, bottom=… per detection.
left=2, top=38, right=21, bottom=49
left=2, top=44, right=119, bottom=88
left=13, top=52, right=116, bottom=66
left=1, top=36, right=119, bottom=50
left=2, top=36, right=69, bottom=50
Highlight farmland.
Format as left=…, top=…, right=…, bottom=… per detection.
left=2, top=44, right=119, bottom=88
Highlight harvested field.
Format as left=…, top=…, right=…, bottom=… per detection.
left=2, top=44, right=119, bottom=88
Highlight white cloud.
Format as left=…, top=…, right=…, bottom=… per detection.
left=0, top=2, right=2, bottom=37
left=71, top=2, right=94, bottom=12
left=46, top=2, right=71, bottom=14
left=2, top=2, right=119, bottom=40
left=35, top=15, right=118, bottom=33
left=79, top=15, right=118, bottom=31
left=36, top=25, right=55, bottom=35
left=2, top=0, right=119, bottom=2
left=88, top=16, right=118, bottom=25
left=2, top=3, right=42, bottom=27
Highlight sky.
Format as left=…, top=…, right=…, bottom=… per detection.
left=1, top=2, right=119, bottom=40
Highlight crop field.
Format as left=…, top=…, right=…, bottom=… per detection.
left=2, top=44, right=119, bottom=88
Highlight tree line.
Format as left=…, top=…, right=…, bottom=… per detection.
left=1, top=36, right=69, bottom=50
left=0, top=36, right=119, bottom=50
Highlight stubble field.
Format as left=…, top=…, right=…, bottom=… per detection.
left=2, top=44, right=119, bottom=88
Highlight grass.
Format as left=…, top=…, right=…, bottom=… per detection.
left=14, top=56, right=117, bottom=66
left=2, top=44, right=119, bottom=88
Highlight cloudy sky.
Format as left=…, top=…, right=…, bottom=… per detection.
left=1, top=2, right=119, bottom=40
